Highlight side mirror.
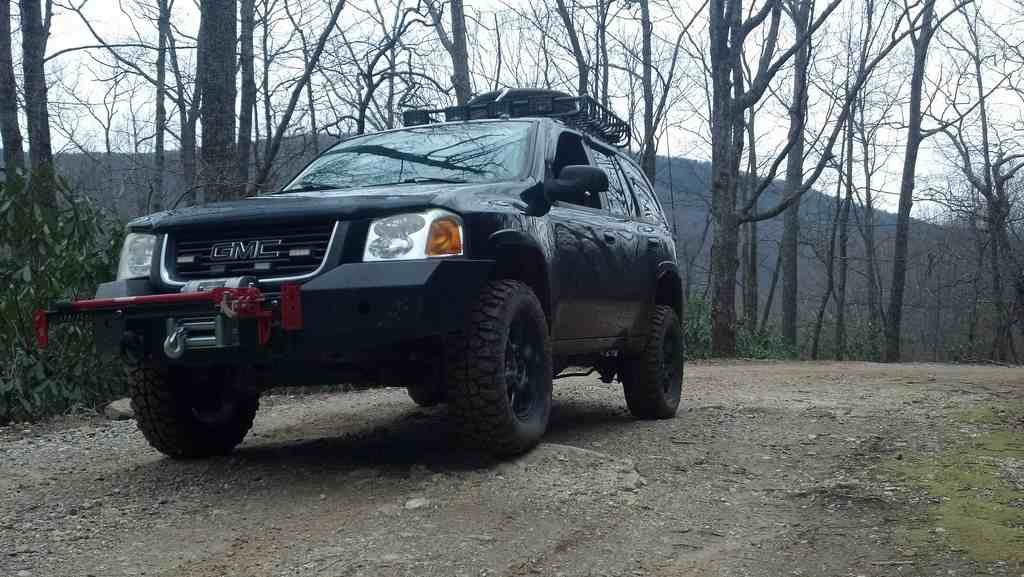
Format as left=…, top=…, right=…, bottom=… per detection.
left=550, top=165, right=609, bottom=200
left=519, top=165, right=609, bottom=217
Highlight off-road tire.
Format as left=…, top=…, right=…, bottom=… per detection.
left=621, top=305, right=684, bottom=419
left=445, top=280, right=552, bottom=457
left=130, top=365, right=259, bottom=459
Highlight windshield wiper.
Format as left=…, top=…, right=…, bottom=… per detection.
left=402, top=177, right=468, bottom=184
left=280, top=182, right=343, bottom=193
left=366, top=177, right=470, bottom=187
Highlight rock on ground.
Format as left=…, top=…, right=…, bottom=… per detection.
left=103, top=398, right=134, bottom=421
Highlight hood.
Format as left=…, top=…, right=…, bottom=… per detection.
left=128, top=180, right=528, bottom=232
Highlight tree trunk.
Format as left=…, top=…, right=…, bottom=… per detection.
left=856, top=101, right=882, bottom=360
left=238, top=0, right=256, bottom=194
left=597, top=0, right=610, bottom=107
left=988, top=201, right=1010, bottom=361
left=166, top=19, right=198, bottom=200
left=780, top=0, right=811, bottom=352
left=198, top=0, right=238, bottom=203
left=834, top=113, right=853, bottom=360
left=812, top=176, right=843, bottom=360
left=554, top=0, right=588, bottom=96
left=152, top=0, right=169, bottom=211
left=0, top=0, right=24, bottom=189
left=884, top=3, right=934, bottom=363
left=760, top=246, right=782, bottom=333
left=710, top=210, right=740, bottom=356
left=639, top=0, right=656, bottom=181
left=19, top=0, right=55, bottom=208
left=449, top=0, right=472, bottom=104
left=707, top=0, right=743, bottom=357
left=742, top=110, right=758, bottom=330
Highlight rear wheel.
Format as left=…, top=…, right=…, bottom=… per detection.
left=130, top=365, right=259, bottom=459
left=445, top=280, right=552, bottom=457
left=621, top=305, right=684, bottom=419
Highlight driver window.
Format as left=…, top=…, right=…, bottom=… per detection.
left=551, top=132, right=601, bottom=209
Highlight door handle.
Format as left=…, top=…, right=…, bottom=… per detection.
left=603, top=232, right=617, bottom=244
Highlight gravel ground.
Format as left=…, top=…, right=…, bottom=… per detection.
left=1, top=360, right=1021, bottom=577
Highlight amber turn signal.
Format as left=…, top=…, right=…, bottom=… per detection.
left=426, top=217, right=463, bottom=256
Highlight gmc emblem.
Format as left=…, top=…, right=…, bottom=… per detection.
left=209, top=239, right=283, bottom=261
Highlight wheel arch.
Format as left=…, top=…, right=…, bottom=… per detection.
left=488, top=230, right=553, bottom=325
left=655, top=261, right=683, bottom=321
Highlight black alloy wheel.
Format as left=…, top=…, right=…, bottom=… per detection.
left=445, top=280, right=553, bottom=457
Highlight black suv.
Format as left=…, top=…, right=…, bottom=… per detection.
left=38, top=90, right=685, bottom=458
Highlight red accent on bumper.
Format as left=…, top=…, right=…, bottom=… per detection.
left=61, top=287, right=263, bottom=312
left=37, top=286, right=285, bottom=350
left=280, top=284, right=303, bottom=331
left=34, top=309, right=49, bottom=349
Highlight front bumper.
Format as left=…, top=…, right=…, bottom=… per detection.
left=37, top=258, right=494, bottom=362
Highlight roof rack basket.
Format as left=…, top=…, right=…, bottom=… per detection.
left=402, top=93, right=631, bottom=147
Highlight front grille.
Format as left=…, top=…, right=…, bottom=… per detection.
left=167, top=222, right=336, bottom=282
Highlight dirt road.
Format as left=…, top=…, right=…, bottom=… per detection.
left=2, top=361, right=1021, bottom=577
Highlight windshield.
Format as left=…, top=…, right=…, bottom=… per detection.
left=281, top=121, right=533, bottom=192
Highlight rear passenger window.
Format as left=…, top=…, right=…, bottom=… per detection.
left=619, top=159, right=664, bottom=223
left=591, top=147, right=635, bottom=218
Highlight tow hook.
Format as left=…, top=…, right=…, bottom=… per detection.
left=163, top=323, right=187, bottom=359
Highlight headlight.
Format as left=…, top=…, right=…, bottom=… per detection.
left=117, top=233, right=157, bottom=280
left=364, top=210, right=464, bottom=261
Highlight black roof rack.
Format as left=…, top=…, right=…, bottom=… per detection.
left=402, top=89, right=631, bottom=147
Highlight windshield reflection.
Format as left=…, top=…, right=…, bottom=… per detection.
left=281, top=121, right=532, bottom=192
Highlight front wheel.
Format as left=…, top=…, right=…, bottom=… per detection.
left=621, top=305, right=684, bottom=419
left=130, top=365, right=259, bottom=459
left=445, top=280, right=552, bottom=457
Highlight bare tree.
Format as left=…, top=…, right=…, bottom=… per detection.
left=333, top=0, right=426, bottom=135
left=19, top=0, right=56, bottom=207
left=0, top=0, right=25, bottom=188
left=810, top=167, right=843, bottom=360
left=238, top=0, right=257, bottom=189
left=151, top=0, right=170, bottom=210
left=706, top=0, right=951, bottom=356
left=553, top=0, right=589, bottom=96
left=253, top=0, right=348, bottom=191
left=834, top=112, right=853, bottom=359
left=939, top=5, right=1024, bottom=361
left=779, top=0, right=812, bottom=351
left=883, top=0, right=959, bottom=362
left=706, top=0, right=844, bottom=356
left=198, top=0, right=238, bottom=202
left=632, top=0, right=702, bottom=181
left=427, top=0, right=472, bottom=103
left=63, top=0, right=202, bottom=196
left=852, top=65, right=892, bottom=359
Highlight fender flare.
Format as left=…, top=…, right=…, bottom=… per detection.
left=655, top=261, right=684, bottom=318
left=487, top=229, right=554, bottom=319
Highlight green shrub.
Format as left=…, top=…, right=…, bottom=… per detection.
left=682, top=295, right=794, bottom=360
left=0, top=175, right=126, bottom=423
left=682, top=295, right=712, bottom=359
left=737, top=324, right=795, bottom=359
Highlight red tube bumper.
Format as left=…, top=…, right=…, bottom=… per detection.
left=35, top=284, right=303, bottom=349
